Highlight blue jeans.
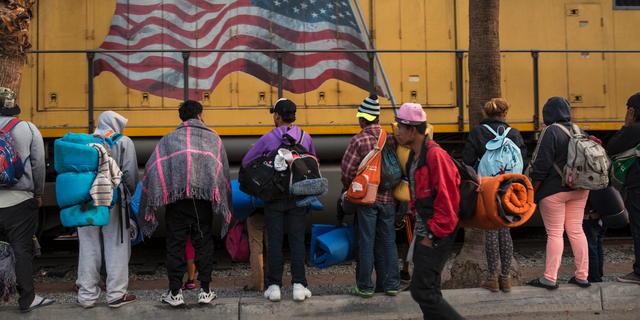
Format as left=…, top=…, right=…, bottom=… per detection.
left=582, top=217, right=606, bottom=282
left=356, top=203, right=400, bottom=292
left=264, top=198, right=308, bottom=287
left=353, top=214, right=385, bottom=293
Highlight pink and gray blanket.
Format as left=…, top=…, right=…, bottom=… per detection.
left=138, top=119, right=233, bottom=237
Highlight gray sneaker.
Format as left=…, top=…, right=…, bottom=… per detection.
left=617, top=272, right=640, bottom=285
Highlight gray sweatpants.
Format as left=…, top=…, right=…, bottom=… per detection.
left=76, top=204, right=131, bottom=305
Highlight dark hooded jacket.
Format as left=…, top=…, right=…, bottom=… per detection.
left=607, top=93, right=640, bottom=190
left=462, top=117, right=528, bottom=170
left=530, top=97, right=587, bottom=203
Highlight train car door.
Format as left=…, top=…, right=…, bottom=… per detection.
left=39, top=0, right=91, bottom=111
left=565, top=3, right=607, bottom=115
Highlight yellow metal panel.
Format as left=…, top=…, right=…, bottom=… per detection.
left=400, top=0, right=427, bottom=105
left=237, top=67, right=272, bottom=108
left=565, top=4, right=606, bottom=109
left=373, top=0, right=401, bottom=107
left=425, top=0, right=455, bottom=106
left=613, top=8, right=640, bottom=120
left=40, top=0, right=89, bottom=110
left=501, top=53, right=534, bottom=124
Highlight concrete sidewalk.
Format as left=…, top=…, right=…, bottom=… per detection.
left=2, top=282, right=639, bottom=320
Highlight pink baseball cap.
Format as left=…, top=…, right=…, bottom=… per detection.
left=396, top=103, right=427, bottom=125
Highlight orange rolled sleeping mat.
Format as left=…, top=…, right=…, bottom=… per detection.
left=459, top=173, right=536, bottom=230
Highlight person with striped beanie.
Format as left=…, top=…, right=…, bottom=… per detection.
left=340, top=94, right=401, bottom=297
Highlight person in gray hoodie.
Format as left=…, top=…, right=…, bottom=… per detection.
left=0, top=87, right=54, bottom=312
left=76, top=111, right=138, bottom=308
left=528, top=97, right=590, bottom=290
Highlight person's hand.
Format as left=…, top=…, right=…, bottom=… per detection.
left=35, top=198, right=42, bottom=207
left=420, top=237, right=433, bottom=248
left=625, top=108, right=635, bottom=127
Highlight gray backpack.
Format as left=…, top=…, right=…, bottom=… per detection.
left=551, top=123, right=610, bottom=190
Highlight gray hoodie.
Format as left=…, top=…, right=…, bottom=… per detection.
left=0, top=115, right=45, bottom=205
left=530, top=97, right=586, bottom=202
left=93, top=111, right=138, bottom=196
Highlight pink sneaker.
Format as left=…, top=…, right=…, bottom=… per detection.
left=181, top=280, right=195, bottom=290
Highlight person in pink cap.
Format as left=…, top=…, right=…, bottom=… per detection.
left=395, top=103, right=464, bottom=320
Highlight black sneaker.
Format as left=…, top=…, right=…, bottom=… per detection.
left=400, top=271, right=411, bottom=283
left=109, top=293, right=136, bottom=308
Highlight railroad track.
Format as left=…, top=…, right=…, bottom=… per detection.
left=32, top=237, right=634, bottom=278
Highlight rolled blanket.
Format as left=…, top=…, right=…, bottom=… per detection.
left=459, top=173, right=536, bottom=230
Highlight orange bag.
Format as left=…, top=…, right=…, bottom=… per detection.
left=459, top=173, right=536, bottom=230
left=347, top=131, right=386, bottom=205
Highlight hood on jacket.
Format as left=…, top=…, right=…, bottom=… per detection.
left=273, top=125, right=303, bottom=144
left=627, top=93, right=640, bottom=119
left=543, top=97, right=571, bottom=125
left=94, top=111, right=128, bottom=135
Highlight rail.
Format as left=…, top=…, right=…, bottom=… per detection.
left=28, top=49, right=640, bottom=132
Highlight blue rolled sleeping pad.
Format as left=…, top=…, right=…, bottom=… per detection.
left=129, top=182, right=144, bottom=245
left=310, top=224, right=355, bottom=268
left=588, top=187, right=629, bottom=229
left=54, top=133, right=99, bottom=173
left=55, top=132, right=114, bottom=227
left=231, top=179, right=324, bottom=221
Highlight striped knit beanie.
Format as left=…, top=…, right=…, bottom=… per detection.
left=356, top=94, right=380, bottom=121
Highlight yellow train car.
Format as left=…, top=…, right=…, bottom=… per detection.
left=18, top=0, right=640, bottom=137
left=20, top=0, right=640, bottom=235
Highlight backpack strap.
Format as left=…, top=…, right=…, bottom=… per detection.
left=552, top=123, right=573, bottom=138
left=105, top=131, right=124, bottom=143
left=0, top=118, right=21, bottom=133
left=482, top=124, right=499, bottom=138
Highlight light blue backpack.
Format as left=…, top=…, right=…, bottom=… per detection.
left=477, top=124, right=523, bottom=177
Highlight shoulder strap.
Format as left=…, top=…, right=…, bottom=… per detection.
left=552, top=123, right=573, bottom=138
left=297, top=131, right=305, bottom=145
left=0, top=118, right=21, bottom=133
left=376, top=130, right=387, bottom=149
left=571, top=124, right=582, bottom=136
left=502, top=127, right=512, bottom=137
left=482, top=124, right=499, bottom=138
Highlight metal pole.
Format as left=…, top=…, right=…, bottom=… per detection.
left=87, top=52, right=95, bottom=133
left=182, top=52, right=190, bottom=101
left=456, top=52, right=464, bottom=132
left=368, top=52, right=375, bottom=96
left=351, top=0, right=398, bottom=115
left=532, top=51, right=540, bottom=131
left=277, top=51, right=284, bottom=99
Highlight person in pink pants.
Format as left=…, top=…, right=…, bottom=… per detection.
left=527, top=97, right=591, bottom=289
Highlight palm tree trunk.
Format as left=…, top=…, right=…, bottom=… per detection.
left=443, top=0, right=523, bottom=289
left=0, top=54, right=26, bottom=103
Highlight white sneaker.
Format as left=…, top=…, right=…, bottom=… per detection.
left=161, top=289, right=185, bottom=306
left=197, top=288, right=217, bottom=304
left=263, top=284, right=281, bottom=302
left=293, top=283, right=311, bottom=302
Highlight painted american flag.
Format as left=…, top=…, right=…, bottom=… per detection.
left=94, top=0, right=383, bottom=101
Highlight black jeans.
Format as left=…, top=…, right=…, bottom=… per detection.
left=410, top=235, right=465, bottom=320
left=165, top=199, right=214, bottom=291
left=264, top=198, right=307, bottom=287
left=627, top=188, right=640, bottom=277
left=0, top=199, right=38, bottom=310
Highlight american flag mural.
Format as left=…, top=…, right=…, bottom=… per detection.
left=94, top=0, right=383, bottom=101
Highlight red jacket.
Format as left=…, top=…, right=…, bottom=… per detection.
left=408, top=139, right=460, bottom=239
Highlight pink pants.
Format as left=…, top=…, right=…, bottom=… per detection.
left=539, top=190, right=589, bottom=282
left=184, top=235, right=195, bottom=260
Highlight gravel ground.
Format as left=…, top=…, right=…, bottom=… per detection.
left=2, top=244, right=634, bottom=307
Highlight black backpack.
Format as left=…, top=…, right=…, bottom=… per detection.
left=240, top=131, right=325, bottom=203
left=424, top=145, right=479, bottom=222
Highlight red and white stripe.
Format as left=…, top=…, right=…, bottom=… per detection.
left=94, top=0, right=380, bottom=101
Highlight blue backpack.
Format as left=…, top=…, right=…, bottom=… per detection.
left=129, top=182, right=144, bottom=245
left=477, top=124, right=523, bottom=177
left=0, top=119, right=25, bottom=185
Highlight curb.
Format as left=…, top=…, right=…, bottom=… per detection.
left=2, top=282, right=639, bottom=319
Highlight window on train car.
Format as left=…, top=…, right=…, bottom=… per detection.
left=614, top=0, right=640, bottom=9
